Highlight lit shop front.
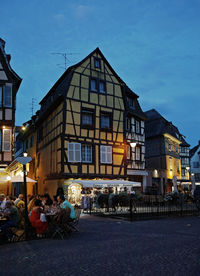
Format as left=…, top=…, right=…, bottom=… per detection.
left=63, top=179, right=141, bottom=206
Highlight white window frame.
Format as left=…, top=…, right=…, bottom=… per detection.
left=68, top=143, right=81, bottom=162
left=135, top=120, right=140, bottom=134
left=82, top=144, right=92, bottom=163
left=2, top=128, right=11, bottom=152
left=4, top=83, right=12, bottom=108
left=100, top=145, right=112, bottom=164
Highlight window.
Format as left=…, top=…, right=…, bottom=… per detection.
left=100, top=145, right=112, bottom=164
left=127, top=145, right=131, bottom=160
left=4, top=83, right=12, bottom=107
left=2, top=129, right=11, bottom=151
left=0, top=86, right=2, bottom=107
left=81, top=109, right=94, bottom=128
left=100, top=113, right=111, bottom=129
left=90, top=79, right=97, bottom=92
left=168, top=143, right=171, bottom=151
left=0, top=130, right=1, bottom=151
left=126, top=117, right=131, bottom=132
left=90, top=78, right=106, bottom=94
left=135, top=146, right=141, bottom=161
left=68, top=143, right=81, bottom=162
left=182, top=168, right=186, bottom=177
left=94, top=57, right=101, bottom=69
left=177, top=160, right=180, bottom=172
left=82, top=144, right=92, bottom=163
left=135, top=120, right=141, bottom=134
left=99, top=81, right=106, bottom=94
left=127, top=97, right=134, bottom=108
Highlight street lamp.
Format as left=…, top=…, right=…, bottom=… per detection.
left=16, top=154, right=32, bottom=240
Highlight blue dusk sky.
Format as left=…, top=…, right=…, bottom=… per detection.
left=1, top=0, right=199, bottom=147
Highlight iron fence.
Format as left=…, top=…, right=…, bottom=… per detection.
left=83, top=197, right=199, bottom=221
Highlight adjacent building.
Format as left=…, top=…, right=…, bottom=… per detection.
left=190, top=141, right=200, bottom=184
left=145, top=109, right=183, bottom=194
left=0, top=38, right=22, bottom=194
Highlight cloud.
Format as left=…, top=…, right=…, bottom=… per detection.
left=73, top=4, right=93, bottom=19
left=53, top=13, right=65, bottom=22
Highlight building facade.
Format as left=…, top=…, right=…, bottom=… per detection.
left=15, top=48, right=146, bottom=200
left=190, top=141, right=200, bottom=183
left=0, top=38, right=21, bottom=194
left=145, top=109, right=183, bottom=194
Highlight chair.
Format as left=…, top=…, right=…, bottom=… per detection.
left=67, top=208, right=81, bottom=233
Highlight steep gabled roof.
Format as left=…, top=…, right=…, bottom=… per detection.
left=190, top=144, right=200, bottom=158
left=0, top=38, right=22, bottom=90
left=145, top=109, right=183, bottom=141
left=40, top=47, right=138, bottom=105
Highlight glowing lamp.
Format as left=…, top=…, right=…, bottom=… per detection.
left=130, top=142, right=137, bottom=147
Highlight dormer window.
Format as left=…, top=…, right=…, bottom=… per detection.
left=94, top=57, right=101, bottom=69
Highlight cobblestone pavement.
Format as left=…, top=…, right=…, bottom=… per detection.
left=0, top=215, right=200, bottom=276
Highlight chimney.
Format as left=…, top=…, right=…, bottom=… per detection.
left=6, top=54, right=11, bottom=63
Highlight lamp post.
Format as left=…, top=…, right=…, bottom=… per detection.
left=16, top=154, right=32, bottom=240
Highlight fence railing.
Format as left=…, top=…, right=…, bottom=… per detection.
left=83, top=197, right=198, bottom=221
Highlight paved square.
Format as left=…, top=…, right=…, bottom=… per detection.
left=0, top=215, right=200, bottom=276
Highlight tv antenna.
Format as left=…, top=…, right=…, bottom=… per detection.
left=29, top=98, right=37, bottom=116
left=51, top=51, right=79, bottom=70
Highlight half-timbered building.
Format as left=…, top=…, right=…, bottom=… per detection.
left=33, top=48, right=146, bottom=199
left=124, top=86, right=148, bottom=191
left=0, top=38, right=22, bottom=194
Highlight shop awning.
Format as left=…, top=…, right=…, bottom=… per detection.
left=69, top=179, right=141, bottom=188
left=0, top=175, right=37, bottom=183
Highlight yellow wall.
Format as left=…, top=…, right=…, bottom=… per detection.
left=65, top=51, right=125, bottom=178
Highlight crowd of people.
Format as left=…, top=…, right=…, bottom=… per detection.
left=0, top=189, right=76, bottom=241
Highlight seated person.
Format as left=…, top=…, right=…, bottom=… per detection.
left=0, top=194, right=7, bottom=210
left=57, top=194, right=76, bottom=220
left=14, top=194, right=24, bottom=206
left=0, top=201, right=19, bottom=241
left=43, top=193, right=53, bottom=207
left=29, top=199, right=48, bottom=237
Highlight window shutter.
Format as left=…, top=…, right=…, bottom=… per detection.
left=3, top=129, right=11, bottom=151
left=4, top=83, right=12, bottom=107
left=107, top=146, right=112, bottom=163
left=75, top=143, right=81, bottom=162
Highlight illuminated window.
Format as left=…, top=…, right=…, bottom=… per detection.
left=127, top=145, right=131, bottom=160
left=135, top=146, right=141, bottom=161
left=2, top=128, right=11, bottom=151
left=100, top=145, right=112, bottom=164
